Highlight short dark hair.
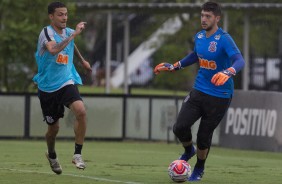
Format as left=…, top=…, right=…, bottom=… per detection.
left=48, top=2, right=66, bottom=14
left=201, top=1, right=221, bottom=16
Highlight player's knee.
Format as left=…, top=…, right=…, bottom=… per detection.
left=47, top=123, right=59, bottom=137
left=197, top=133, right=212, bottom=150
left=197, top=140, right=209, bottom=150
left=173, top=123, right=192, bottom=142
left=75, top=107, right=87, bottom=120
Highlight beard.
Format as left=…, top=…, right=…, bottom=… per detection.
left=204, top=25, right=212, bottom=31
left=201, top=20, right=216, bottom=32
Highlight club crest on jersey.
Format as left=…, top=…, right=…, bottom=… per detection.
left=214, top=34, right=221, bottom=40
left=208, top=41, right=217, bottom=52
left=198, top=33, right=204, bottom=39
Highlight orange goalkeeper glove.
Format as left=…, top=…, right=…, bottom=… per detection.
left=211, top=67, right=236, bottom=86
left=154, top=62, right=181, bottom=75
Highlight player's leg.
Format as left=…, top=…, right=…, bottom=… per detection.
left=62, top=85, right=87, bottom=169
left=70, top=100, right=86, bottom=147
left=39, top=89, right=64, bottom=174
left=189, top=94, right=231, bottom=181
left=70, top=100, right=87, bottom=169
left=173, top=89, right=202, bottom=161
left=46, top=121, right=59, bottom=156
left=45, top=121, right=63, bottom=174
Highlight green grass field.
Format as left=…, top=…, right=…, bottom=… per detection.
left=0, top=140, right=281, bottom=184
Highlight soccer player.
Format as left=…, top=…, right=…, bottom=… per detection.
left=154, top=1, right=245, bottom=182
left=33, top=2, right=92, bottom=174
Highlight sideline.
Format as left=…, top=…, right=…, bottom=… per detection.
left=0, top=167, right=143, bottom=184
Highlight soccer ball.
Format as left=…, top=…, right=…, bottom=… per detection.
left=168, top=160, right=192, bottom=182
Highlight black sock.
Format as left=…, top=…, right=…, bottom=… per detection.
left=184, top=144, right=193, bottom=154
left=195, top=157, right=206, bottom=169
left=74, top=143, right=83, bottom=155
left=48, top=151, right=57, bottom=159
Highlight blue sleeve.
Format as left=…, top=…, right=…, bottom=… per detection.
left=179, top=52, right=198, bottom=68
left=223, top=33, right=240, bottom=57
left=230, top=53, right=245, bottom=73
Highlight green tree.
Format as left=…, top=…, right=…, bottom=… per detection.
left=0, top=0, right=80, bottom=92
left=0, top=0, right=50, bottom=91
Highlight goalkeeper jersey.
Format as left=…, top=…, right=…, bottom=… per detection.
left=193, top=28, right=240, bottom=98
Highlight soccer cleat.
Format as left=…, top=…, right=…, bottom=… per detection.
left=188, top=167, right=204, bottom=182
left=72, top=154, right=86, bottom=169
left=45, top=152, right=62, bottom=175
left=179, top=145, right=196, bottom=161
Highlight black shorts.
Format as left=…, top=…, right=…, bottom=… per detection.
left=38, top=84, right=82, bottom=125
left=174, top=89, right=232, bottom=144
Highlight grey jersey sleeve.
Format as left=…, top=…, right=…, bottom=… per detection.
left=38, top=27, right=55, bottom=56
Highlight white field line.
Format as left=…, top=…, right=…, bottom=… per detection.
left=0, top=167, right=143, bottom=184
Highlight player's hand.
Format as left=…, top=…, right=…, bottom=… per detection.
left=211, top=67, right=236, bottom=86
left=81, top=60, right=92, bottom=76
left=73, top=22, right=87, bottom=36
left=154, top=62, right=181, bottom=75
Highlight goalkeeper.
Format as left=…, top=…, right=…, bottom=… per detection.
left=154, top=1, right=245, bottom=182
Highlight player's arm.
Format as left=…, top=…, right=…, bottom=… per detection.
left=154, top=52, right=198, bottom=75
left=211, top=33, right=245, bottom=86
left=230, top=53, right=245, bottom=73
left=74, top=44, right=92, bottom=74
left=211, top=53, right=245, bottom=86
left=46, top=35, right=75, bottom=55
left=45, top=22, right=86, bottom=55
left=178, top=51, right=198, bottom=67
